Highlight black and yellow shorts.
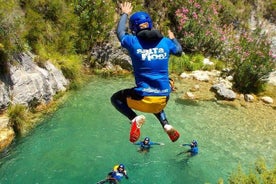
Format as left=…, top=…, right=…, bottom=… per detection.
left=127, top=96, right=168, bottom=113
left=111, top=88, right=169, bottom=114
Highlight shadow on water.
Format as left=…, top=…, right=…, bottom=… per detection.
left=174, top=98, right=201, bottom=106
left=176, top=151, right=197, bottom=166
left=175, top=97, right=239, bottom=110
left=0, top=137, right=22, bottom=164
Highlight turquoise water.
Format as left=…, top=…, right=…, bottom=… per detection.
left=0, top=77, right=275, bottom=184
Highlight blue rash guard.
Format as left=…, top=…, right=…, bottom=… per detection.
left=188, top=146, right=199, bottom=156
left=135, top=141, right=160, bottom=150
left=117, top=14, right=182, bottom=97
left=182, top=144, right=199, bottom=156
left=110, top=171, right=124, bottom=181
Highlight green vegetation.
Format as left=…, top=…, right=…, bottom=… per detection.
left=7, top=91, right=68, bottom=136
left=7, top=104, right=32, bottom=135
left=0, top=0, right=275, bottom=181
left=74, top=0, right=117, bottom=54
left=169, top=0, right=275, bottom=94
left=169, top=53, right=226, bottom=74
left=21, top=0, right=79, bottom=55
left=0, top=1, right=275, bottom=104
left=228, top=28, right=274, bottom=93
left=0, top=45, right=9, bottom=74
left=0, top=0, right=26, bottom=54
left=225, top=158, right=276, bottom=184
left=1, top=0, right=274, bottom=95
left=169, top=54, right=191, bottom=74
left=49, top=54, right=85, bottom=90
left=0, top=0, right=274, bottom=108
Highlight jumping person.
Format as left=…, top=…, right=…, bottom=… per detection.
left=134, top=137, right=164, bottom=152
left=110, top=2, right=183, bottom=143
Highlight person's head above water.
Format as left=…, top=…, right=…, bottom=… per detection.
left=191, top=140, right=198, bottom=147
left=129, top=11, right=153, bottom=34
left=117, top=164, right=125, bottom=172
left=143, top=137, right=150, bottom=144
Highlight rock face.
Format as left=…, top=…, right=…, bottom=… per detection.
left=0, top=83, right=9, bottom=110
left=90, top=31, right=132, bottom=71
left=268, top=71, right=276, bottom=86
left=0, top=117, right=14, bottom=152
left=0, top=52, right=69, bottom=151
left=0, top=52, right=69, bottom=108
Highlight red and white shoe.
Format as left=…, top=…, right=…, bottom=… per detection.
left=164, top=124, right=180, bottom=142
left=129, top=115, right=145, bottom=143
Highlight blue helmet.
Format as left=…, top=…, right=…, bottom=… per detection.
left=192, top=140, right=198, bottom=146
left=144, top=137, right=150, bottom=142
left=118, top=164, right=125, bottom=170
left=129, top=11, right=153, bottom=34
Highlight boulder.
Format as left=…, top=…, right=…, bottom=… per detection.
left=261, top=96, right=274, bottom=104
left=244, top=94, right=255, bottom=102
left=268, top=71, right=276, bottom=86
left=211, top=83, right=236, bottom=100
left=191, top=70, right=210, bottom=82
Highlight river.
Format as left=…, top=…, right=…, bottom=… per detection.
left=0, top=76, right=275, bottom=184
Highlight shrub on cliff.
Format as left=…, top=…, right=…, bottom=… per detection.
left=22, top=0, right=78, bottom=55
left=0, top=46, right=9, bottom=75
left=73, top=0, right=117, bottom=54
left=0, top=0, right=26, bottom=54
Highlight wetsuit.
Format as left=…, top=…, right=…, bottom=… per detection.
left=105, top=165, right=128, bottom=183
left=108, top=171, right=124, bottom=182
left=135, top=141, right=161, bottom=151
left=188, top=146, right=198, bottom=156
left=182, top=144, right=199, bottom=156
left=111, top=13, right=182, bottom=127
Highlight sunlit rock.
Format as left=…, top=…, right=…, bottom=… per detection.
left=0, top=116, right=14, bottom=152
left=186, top=92, right=195, bottom=99
left=191, top=71, right=210, bottom=82
left=0, top=82, right=9, bottom=109
left=5, top=52, right=69, bottom=107
left=244, top=94, right=254, bottom=102
left=261, top=96, right=273, bottom=104
left=211, top=83, right=236, bottom=101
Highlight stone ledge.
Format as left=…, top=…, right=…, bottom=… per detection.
left=0, top=127, right=15, bottom=152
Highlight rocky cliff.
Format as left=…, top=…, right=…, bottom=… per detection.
left=0, top=52, right=69, bottom=151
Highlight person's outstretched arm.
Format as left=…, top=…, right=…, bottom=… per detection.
left=181, top=143, right=191, bottom=146
left=124, top=170, right=129, bottom=179
left=116, top=2, right=133, bottom=41
left=150, top=142, right=165, bottom=146
left=168, top=30, right=183, bottom=56
left=133, top=141, right=142, bottom=145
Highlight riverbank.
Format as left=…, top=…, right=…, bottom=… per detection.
left=0, top=91, right=69, bottom=152
left=0, top=73, right=275, bottom=153
left=172, top=74, right=276, bottom=121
